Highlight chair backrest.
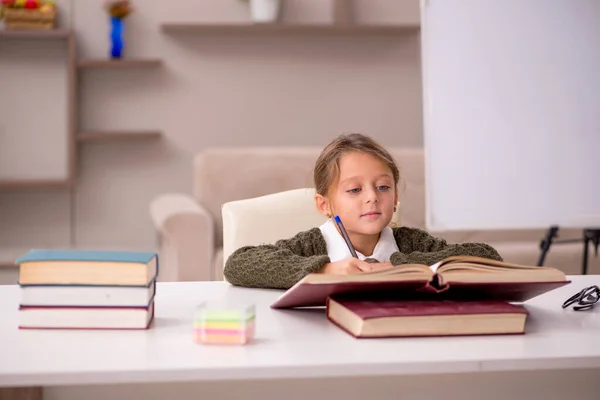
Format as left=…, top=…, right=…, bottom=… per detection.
left=221, top=187, right=403, bottom=265
left=195, top=147, right=425, bottom=248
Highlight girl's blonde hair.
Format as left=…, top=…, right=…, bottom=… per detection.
left=313, top=133, right=401, bottom=196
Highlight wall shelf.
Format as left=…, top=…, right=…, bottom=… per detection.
left=77, top=59, right=163, bottom=69
left=0, top=179, right=71, bottom=190
left=160, top=23, right=420, bottom=36
left=0, top=29, right=72, bottom=39
left=77, top=131, right=162, bottom=142
left=160, top=0, right=419, bottom=36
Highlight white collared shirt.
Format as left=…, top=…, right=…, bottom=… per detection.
left=318, top=219, right=400, bottom=262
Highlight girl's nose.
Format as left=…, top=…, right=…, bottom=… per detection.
left=365, top=188, right=378, bottom=203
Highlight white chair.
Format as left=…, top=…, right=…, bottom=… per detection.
left=221, top=188, right=402, bottom=277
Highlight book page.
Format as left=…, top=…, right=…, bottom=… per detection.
left=305, top=264, right=432, bottom=285
left=431, top=256, right=566, bottom=284
left=367, top=264, right=432, bottom=276
left=428, top=260, right=446, bottom=273
left=437, top=256, right=545, bottom=270
left=437, top=265, right=566, bottom=285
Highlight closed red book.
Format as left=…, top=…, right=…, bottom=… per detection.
left=271, top=255, right=570, bottom=309
left=327, top=297, right=529, bottom=338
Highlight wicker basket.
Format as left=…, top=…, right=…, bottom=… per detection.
left=3, top=8, right=57, bottom=30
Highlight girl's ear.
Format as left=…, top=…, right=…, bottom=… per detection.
left=314, top=193, right=331, bottom=217
left=390, top=190, right=400, bottom=228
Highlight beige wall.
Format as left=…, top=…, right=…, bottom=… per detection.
left=0, top=0, right=422, bottom=281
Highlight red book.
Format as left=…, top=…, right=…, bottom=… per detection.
left=327, top=297, right=529, bottom=338
left=271, top=255, right=570, bottom=309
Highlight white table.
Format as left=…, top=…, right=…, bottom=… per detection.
left=1, top=276, right=600, bottom=400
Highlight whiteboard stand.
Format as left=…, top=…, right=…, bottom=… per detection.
left=538, top=226, right=600, bottom=275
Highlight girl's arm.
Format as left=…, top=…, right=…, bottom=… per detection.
left=390, top=227, right=503, bottom=266
left=223, top=228, right=330, bottom=290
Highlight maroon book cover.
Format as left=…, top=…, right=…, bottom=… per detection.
left=271, top=278, right=570, bottom=309
left=429, top=281, right=570, bottom=302
left=270, top=279, right=430, bottom=309
left=328, top=298, right=528, bottom=319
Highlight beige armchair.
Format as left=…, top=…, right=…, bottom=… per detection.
left=150, top=147, right=599, bottom=282
left=149, top=193, right=214, bottom=282
left=221, top=188, right=326, bottom=266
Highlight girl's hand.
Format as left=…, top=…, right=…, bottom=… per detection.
left=362, top=259, right=395, bottom=271
left=374, top=261, right=393, bottom=270
left=320, top=259, right=393, bottom=275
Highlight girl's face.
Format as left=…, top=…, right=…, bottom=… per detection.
left=316, top=151, right=398, bottom=237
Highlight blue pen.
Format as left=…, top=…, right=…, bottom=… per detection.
left=334, top=215, right=359, bottom=258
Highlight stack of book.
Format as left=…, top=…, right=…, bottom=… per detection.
left=16, top=249, right=158, bottom=330
left=270, top=255, right=570, bottom=338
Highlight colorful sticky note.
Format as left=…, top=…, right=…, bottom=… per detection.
left=193, top=301, right=255, bottom=345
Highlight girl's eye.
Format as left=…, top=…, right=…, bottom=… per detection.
left=346, top=188, right=361, bottom=194
left=377, top=185, right=390, bottom=191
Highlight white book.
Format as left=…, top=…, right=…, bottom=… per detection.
left=19, top=302, right=154, bottom=330
left=19, top=281, right=155, bottom=307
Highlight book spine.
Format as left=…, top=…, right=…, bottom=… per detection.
left=419, top=275, right=449, bottom=292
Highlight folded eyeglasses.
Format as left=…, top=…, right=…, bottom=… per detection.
left=562, top=285, right=600, bottom=311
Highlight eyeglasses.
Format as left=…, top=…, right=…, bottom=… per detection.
left=562, top=285, right=600, bottom=311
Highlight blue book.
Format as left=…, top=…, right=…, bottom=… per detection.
left=16, top=249, right=156, bottom=264
left=16, top=249, right=159, bottom=286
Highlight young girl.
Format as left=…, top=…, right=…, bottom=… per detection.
left=223, top=133, right=503, bottom=289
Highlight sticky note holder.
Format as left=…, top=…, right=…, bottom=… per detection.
left=193, top=302, right=255, bottom=345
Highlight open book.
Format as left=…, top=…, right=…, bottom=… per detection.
left=271, top=256, right=570, bottom=309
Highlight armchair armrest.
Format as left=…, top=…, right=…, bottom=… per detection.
left=149, top=193, right=215, bottom=281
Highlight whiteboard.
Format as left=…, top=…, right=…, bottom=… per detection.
left=421, top=0, right=600, bottom=231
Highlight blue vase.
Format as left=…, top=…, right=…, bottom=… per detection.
left=110, top=16, right=124, bottom=59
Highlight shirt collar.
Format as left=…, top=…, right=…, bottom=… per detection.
left=318, top=219, right=399, bottom=263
